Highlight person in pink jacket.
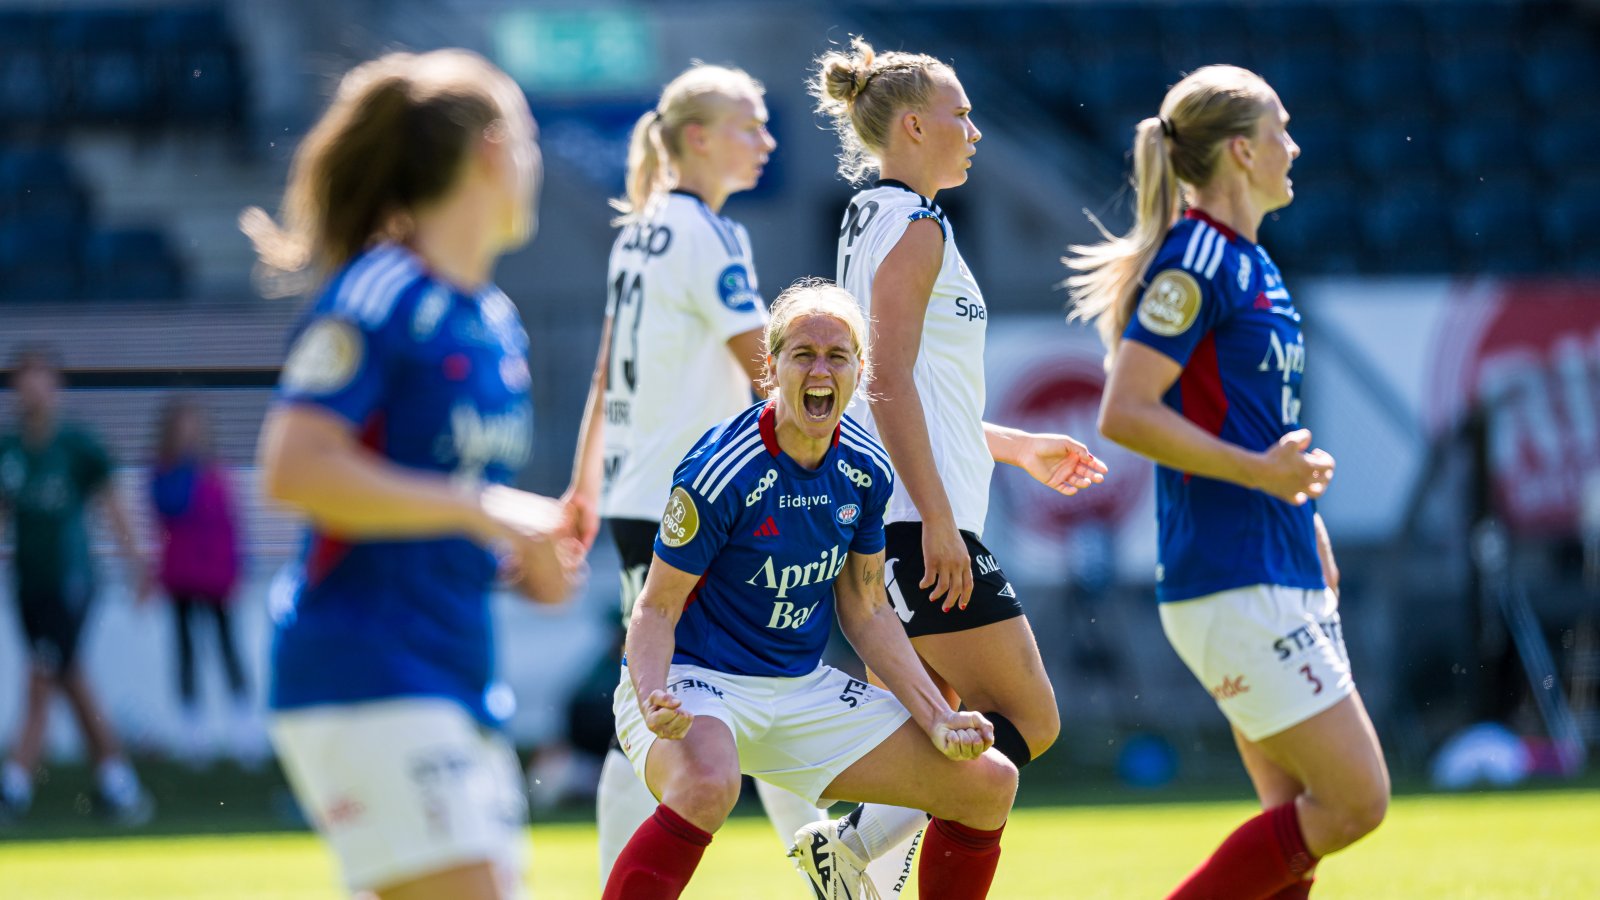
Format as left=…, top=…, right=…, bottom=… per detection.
left=148, top=396, right=252, bottom=765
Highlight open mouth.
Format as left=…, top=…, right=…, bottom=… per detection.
left=803, top=386, right=835, bottom=420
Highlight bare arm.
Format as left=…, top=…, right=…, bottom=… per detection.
left=1098, top=341, right=1332, bottom=505
left=867, top=219, right=976, bottom=609
left=259, top=404, right=505, bottom=539
left=1314, top=512, right=1339, bottom=594
left=867, top=219, right=954, bottom=530
left=726, top=326, right=768, bottom=399
left=983, top=421, right=1107, bottom=496
left=562, top=317, right=614, bottom=551
left=623, top=554, right=704, bottom=740
left=835, top=549, right=992, bottom=760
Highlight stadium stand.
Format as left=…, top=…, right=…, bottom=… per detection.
left=0, top=4, right=246, bottom=301
left=869, top=0, right=1600, bottom=276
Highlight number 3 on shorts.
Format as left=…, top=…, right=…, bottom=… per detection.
left=1298, top=664, right=1323, bottom=695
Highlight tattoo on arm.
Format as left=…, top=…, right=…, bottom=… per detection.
left=861, top=561, right=882, bottom=587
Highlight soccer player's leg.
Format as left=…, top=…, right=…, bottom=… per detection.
left=753, top=777, right=827, bottom=850
left=1232, top=728, right=1317, bottom=898
left=820, top=719, right=1017, bottom=900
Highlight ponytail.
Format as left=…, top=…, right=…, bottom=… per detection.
left=613, top=110, right=672, bottom=222
left=1064, top=117, right=1181, bottom=360
left=1065, top=65, right=1276, bottom=364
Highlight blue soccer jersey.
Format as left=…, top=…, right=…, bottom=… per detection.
left=1122, top=210, right=1323, bottom=603
left=648, top=402, right=894, bottom=677
left=269, top=243, right=534, bottom=726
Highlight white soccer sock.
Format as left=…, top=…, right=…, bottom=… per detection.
left=753, top=777, right=826, bottom=850
left=865, top=829, right=922, bottom=897
left=849, top=803, right=928, bottom=859
left=596, top=748, right=660, bottom=886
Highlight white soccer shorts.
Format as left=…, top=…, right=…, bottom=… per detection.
left=614, top=662, right=912, bottom=805
left=270, top=697, right=528, bottom=894
left=1159, top=584, right=1355, bottom=742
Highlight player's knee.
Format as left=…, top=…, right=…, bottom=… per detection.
left=1344, top=792, right=1388, bottom=843
left=1022, top=704, right=1060, bottom=757
left=936, top=755, right=1017, bottom=824
left=661, top=761, right=740, bottom=826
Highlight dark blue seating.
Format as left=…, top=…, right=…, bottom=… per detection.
left=83, top=228, right=184, bottom=300
left=0, top=219, right=83, bottom=301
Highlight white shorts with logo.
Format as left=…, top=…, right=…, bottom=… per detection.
left=1159, top=584, right=1354, bottom=742
left=270, top=697, right=528, bottom=894
left=614, top=662, right=912, bottom=806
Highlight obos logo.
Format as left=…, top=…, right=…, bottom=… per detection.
left=835, top=503, right=860, bottom=525
left=718, top=264, right=760, bottom=313
left=660, top=487, right=699, bottom=548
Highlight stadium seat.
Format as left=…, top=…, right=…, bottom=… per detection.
left=0, top=147, right=90, bottom=227
left=82, top=228, right=184, bottom=300
left=1350, top=118, right=1441, bottom=184
left=147, top=7, right=243, bottom=124
left=1434, top=46, right=1523, bottom=114
left=0, top=11, right=60, bottom=128
left=1534, top=116, right=1600, bottom=181
left=54, top=10, right=157, bottom=124
left=1441, top=118, right=1531, bottom=183
left=1367, top=182, right=1453, bottom=273
left=0, top=219, right=82, bottom=301
left=1453, top=180, right=1542, bottom=274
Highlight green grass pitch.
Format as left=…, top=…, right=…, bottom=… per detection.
left=2, top=787, right=1595, bottom=898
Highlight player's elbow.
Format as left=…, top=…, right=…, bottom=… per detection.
left=1097, top=401, right=1135, bottom=447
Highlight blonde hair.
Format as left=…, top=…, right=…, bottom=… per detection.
left=241, top=49, right=524, bottom=291
left=613, top=64, right=765, bottom=222
left=811, top=37, right=950, bottom=184
left=762, top=278, right=872, bottom=395
left=1065, top=65, right=1277, bottom=361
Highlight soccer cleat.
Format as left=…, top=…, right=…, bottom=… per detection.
left=789, top=817, right=882, bottom=900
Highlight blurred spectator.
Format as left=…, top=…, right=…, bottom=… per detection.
left=0, top=346, right=153, bottom=826
left=147, top=395, right=254, bottom=767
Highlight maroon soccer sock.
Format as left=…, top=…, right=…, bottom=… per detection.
left=918, top=817, right=1004, bottom=899
left=1269, top=876, right=1315, bottom=898
left=1167, top=802, right=1317, bottom=900
left=601, top=803, right=713, bottom=900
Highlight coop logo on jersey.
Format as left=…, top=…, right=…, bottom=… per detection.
left=282, top=319, right=362, bottom=394
left=660, top=486, right=700, bottom=548
left=411, top=286, right=450, bottom=340
left=500, top=355, right=531, bottom=391
left=1237, top=255, right=1252, bottom=292
left=745, top=469, right=778, bottom=507
left=747, top=543, right=848, bottom=599
left=837, top=459, right=872, bottom=487
left=718, top=264, right=760, bottom=313
left=835, top=503, right=860, bottom=525
left=1137, top=269, right=1202, bottom=337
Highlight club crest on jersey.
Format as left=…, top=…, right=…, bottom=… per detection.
left=282, top=319, right=362, bottom=394
left=660, top=486, right=700, bottom=548
left=1138, top=269, right=1202, bottom=337
left=835, top=503, right=860, bottom=525
left=718, top=263, right=760, bottom=312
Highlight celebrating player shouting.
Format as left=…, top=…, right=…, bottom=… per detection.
left=603, top=281, right=1017, bottom=900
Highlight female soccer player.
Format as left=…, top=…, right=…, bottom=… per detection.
left=796, top=37, right=1108, bottom=895
left=604, top=280, right=1017, bottom=900
left=246, top=49, right=579, bottom=900
left=1066, top=65, right=1389, bottom=899
left=560, top=62, right=826, bottom=883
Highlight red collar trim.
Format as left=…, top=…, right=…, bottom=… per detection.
left=1184, top=208, right=1239, bottom=243
left=757, top=401, right=841, bottom=457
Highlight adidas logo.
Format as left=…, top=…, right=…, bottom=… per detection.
left=997, top=582, right=1017, bottom=599
left=753, top=516, right=780, bottom=538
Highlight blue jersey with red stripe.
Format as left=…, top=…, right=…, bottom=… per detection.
left=268, top=243, right=533, bottom=725
left=646, top=402, right=893, bottom=677
left=1122, top=210, right=1323, bottom=602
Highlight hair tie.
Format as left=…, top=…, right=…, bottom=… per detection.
left=648, top=109, right=663, bottom=125
left=1159, top=116, right=1176, bottom=140
left=852, top=69, right=874, bottom=98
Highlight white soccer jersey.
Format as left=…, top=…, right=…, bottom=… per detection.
left=837, top=180, right=993, bottom=536
left=600, top=191, right=769, bottom=521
